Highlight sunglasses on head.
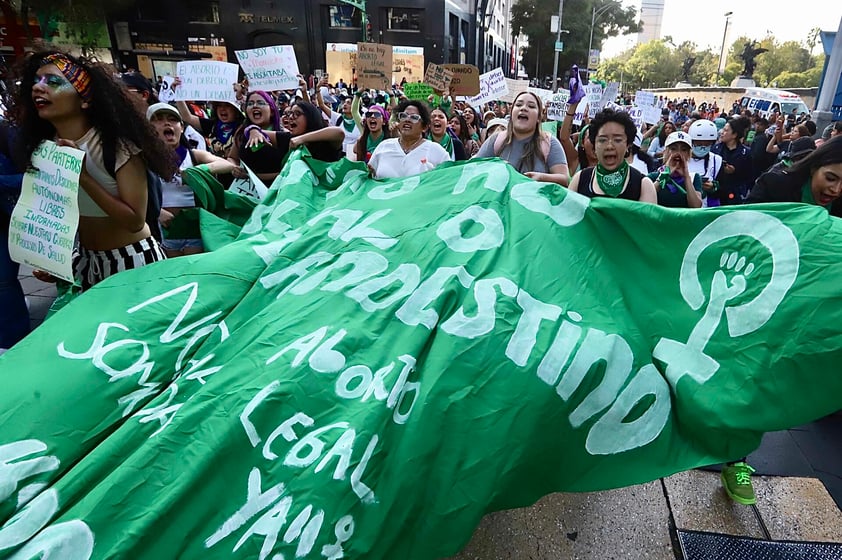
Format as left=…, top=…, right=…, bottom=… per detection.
left=398, top=112, right=422, bottom=123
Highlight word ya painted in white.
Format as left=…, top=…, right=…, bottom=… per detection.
left=56, top=282, right=229, bottom=436
left=205, top=467, right=354, bottom=560
left=241, top=388, right=378, bottom=505
left=0, top=439, right=93, bottom=559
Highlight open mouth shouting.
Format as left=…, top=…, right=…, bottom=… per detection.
left=33, top=95, right=51, bottom=111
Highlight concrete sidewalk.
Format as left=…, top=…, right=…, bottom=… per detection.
left=16, top=266, right=842, bottom=559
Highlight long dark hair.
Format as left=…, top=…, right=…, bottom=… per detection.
left=289, top=99, right=325, bottom=135
left=354, top=107, right=391, bottom=162
left=450, top=112, right=470, bottom=144
left=10, top=49, right=176, bottom=180
left=785, top=135, right=842, bottom=184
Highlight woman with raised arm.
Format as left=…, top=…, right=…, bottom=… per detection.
left=12, top=50, right=176, bottom=291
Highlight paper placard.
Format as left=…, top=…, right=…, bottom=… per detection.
left=8, top=140, right=83, bottom=282
left=598, top=82, right=620, bottom=110
left=443, top=64, right=480, bottom=96
left=158, top=76, right=176, bottom=103
left=424, top=62, right=453, bottom=92
left=404, top=82, right=434, bottom=101
left=228, top=162, right=269, bottom=200
left=175, top=61, right=240, bottom=104
left=467, top=68, right=508, bottom=106
left=527, top=87, right=554, bottom=102
left=236, top=45, right=300, bottom=91
left=626, top=105, right=644, bottom=128
left=634, top=90, right=656, bottom=108
left=357, top=43, right=392, bottom=90
left=546, top=90, right=571, bottom=121
left=585, top=84, right=604, bottom=118
left=500, top=78, right=529, bottom=103
left=573, top=97, right=588, bottom=126
left=641, top=104, right=662, bottom=125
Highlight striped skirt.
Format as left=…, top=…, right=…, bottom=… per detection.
left=73, top=237, right=166, bottom=291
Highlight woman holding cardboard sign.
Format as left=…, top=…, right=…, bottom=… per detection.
left=13, top=50, right=176, bottom=291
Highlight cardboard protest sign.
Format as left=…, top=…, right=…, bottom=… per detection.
left=4, top=149, right=842, bottom=560
left=443, top=64, right=480, bottom=96
left=158, top=76, right=176, bottom=103
left=235, top=45, right=300, bottom=91
left=175, top=61, right=240, bottom=104
left=467, top=68, right=508, bottom=106
left=546, top=90, right=571, bottom=121
left=325, top=43, right=357, bottom=88
left=357, top=42, right=392, bottom=90
left=392, top=45, right=424, bottom=85
left=424, top=62, right=453, bottom=92
left=403, top=82, right=435, bottom=101
left=228, top=162, right=269, bottom=201
left=8, top=140, right=83, bottom=282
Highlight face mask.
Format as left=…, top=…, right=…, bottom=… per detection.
left=692, top=145, right=711, bottom=158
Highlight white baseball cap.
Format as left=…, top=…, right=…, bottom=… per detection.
left=146, top=102, right=182, bottom=122
left=664, top=130, right=693, bottom=148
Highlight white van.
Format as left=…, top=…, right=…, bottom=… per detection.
left=739, top=88, right=810, bottom=119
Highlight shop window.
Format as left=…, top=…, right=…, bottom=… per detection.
left=384, top=8, right=422, bottom=32
left=328, top=5, right=362, bottom=28
left=187, top=0, right=220, bottom=24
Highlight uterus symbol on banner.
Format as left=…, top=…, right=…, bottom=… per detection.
left=653, top=212, right=799, bottom=387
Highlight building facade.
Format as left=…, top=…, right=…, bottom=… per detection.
left=637, top=0, right=664, bottom=45
left=108, top=0, right=513, bottom=82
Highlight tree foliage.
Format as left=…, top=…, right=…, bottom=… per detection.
left=591, top=28, right=823, bottom=93
left=511, top=0, right=641, bottom=87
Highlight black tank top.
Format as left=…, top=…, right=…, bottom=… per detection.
left=577, top=166, right=645, bottom=200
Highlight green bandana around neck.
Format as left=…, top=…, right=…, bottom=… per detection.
left=595, top=160, right=629, bottom=197
left=342, top=116, right=356, bottom=132
left=802, top=180, right=833, bottom=210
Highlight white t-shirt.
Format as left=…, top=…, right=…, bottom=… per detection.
left=330, top=110, right=361, bottom=155
left=369, top=138, right=451, bottom=179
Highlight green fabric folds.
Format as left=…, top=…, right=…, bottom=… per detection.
left=1, top=151, right=841, bottom=559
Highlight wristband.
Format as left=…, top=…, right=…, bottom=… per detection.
left=566, top=112, right=576, bottom=117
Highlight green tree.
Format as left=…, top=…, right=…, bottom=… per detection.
left=511, top=0, right=641, bottom=85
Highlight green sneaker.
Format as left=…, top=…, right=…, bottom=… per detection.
left=721, top=462, right=757, bottom=505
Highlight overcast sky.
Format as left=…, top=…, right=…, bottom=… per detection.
left=600, top=0, right=842, bottom=58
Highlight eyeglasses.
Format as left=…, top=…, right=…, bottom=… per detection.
left=245, top=100, right=269, bottom=108
left=288, top=109, right=305, bottom=118
left=364, top=111, right=384, bottom=119
left=33, top=74, right=69, bottom=89
left=595, top=136, right=627, bottom=146
left=398, top=112, right=422, bottom=123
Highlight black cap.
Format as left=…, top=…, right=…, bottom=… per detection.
left=119, top=72, right=154, bottom=94
left=789, top=137, right=816, bottom=160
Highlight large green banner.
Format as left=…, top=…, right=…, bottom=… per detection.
left=1, top=152, right=841, bottom=559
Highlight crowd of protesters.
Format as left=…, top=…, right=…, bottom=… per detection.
left=2, top=51, right=842, bottom=370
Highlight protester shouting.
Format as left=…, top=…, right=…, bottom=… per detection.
left=368, top=100, right=450, bottom=179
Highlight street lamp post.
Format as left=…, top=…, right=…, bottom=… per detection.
left=550, top=0, right=564, bottom=92
left=587, top=2, right=614, bottom=78
left=716, top=11, right=733, bottom=85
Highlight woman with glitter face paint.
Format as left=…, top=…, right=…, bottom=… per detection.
left=12, top=50, right=176, bottom=291
left=568, top=109, right=657, bottom=203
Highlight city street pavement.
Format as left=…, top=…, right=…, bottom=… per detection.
left=15, top=266, right=842, bottom=560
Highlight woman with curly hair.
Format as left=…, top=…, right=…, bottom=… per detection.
left=11, top=49, right=177, bottom=291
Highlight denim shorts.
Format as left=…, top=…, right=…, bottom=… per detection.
left=161, top=238, right=204, bottom=252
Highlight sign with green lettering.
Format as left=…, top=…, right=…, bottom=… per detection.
left=2, top=151, right=842, bottom=559
left=8, top=140, right=83, bottom=282
left=403, top=82, right=434, bottom=101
